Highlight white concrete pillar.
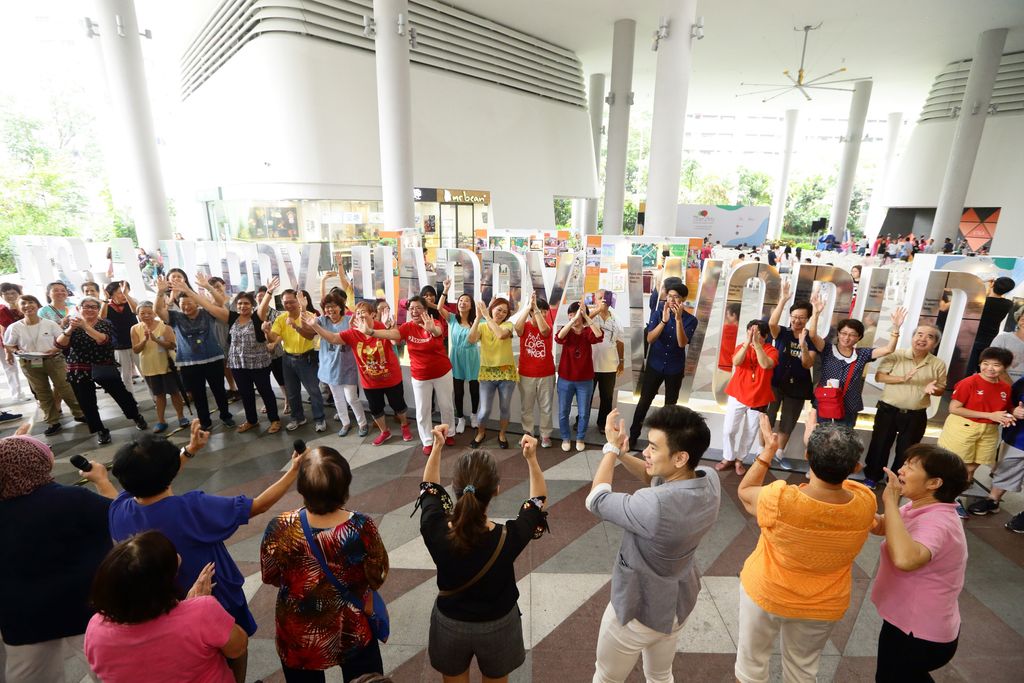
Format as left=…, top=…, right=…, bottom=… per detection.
left=582, top=72, right=606, bottom=235
left=931, top=28, right=1009, bottom=244
left=601, top=20, right=636, bottom=236
left=373, top=0, right=415, bottom=230
left=864, top=112, right=903, bottom=240
left=829, top=79, right=873, bottom=239
left=91, top=0, right=172, bottom=251
left=768, top=109, right=799, bottom=239
left=643, top=0, right=699, bottom=238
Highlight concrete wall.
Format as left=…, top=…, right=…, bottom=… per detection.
left=178, top=34, right=598, bottom=234
left=885, top=112, right=1024, bottom=253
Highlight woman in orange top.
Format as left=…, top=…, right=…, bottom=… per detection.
left=734, top=416, right=877, bottom=683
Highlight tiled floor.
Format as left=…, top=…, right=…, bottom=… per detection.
left=6, top=382, right=1024, bottom=683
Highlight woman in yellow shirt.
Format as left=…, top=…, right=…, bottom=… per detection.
left=130, top=302, right=186, bottom=433
left=734, top=416, right=877, bottom=683
left=468, top=298, right=517, bottom=448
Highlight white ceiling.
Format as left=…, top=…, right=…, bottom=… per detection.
left=160, top=0, right=1024, bottom=118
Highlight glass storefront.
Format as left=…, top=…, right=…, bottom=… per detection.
left=205, top=188, right=492, bottom=262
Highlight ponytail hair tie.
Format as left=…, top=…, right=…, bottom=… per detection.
left=462, top=484, right=476, bottom=495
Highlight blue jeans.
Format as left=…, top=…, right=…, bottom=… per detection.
left=558, top=377, right=594, bottom=441
left=478, top=379, right=516, bottom=423
left=282, top=353, right=326, bottom=422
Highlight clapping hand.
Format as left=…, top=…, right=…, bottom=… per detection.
left=194, top=272, right=211, bottom=290
left=156, top=275, right=169, bottom=295
left=431, top=424, right=449, bottom=447
left=297, top=291, right=309, bottom=312
left=187, top=419, right=211, bottom=454
left=992, top=411, right=1017, bottom=428
left=422, top=314, right=439, bottom=335
left=186, top=563, right=216, bottom=599
left=781, top=279, right=792, bottom=302
left=266, top=276, right=280, bottom=294
left=1014, top=401, right=1024, bottom=421
left=476, top=301, right=489, bottom=320
left=356, top=315, right=374, bottom=335
left=810, top=292, right=825, bottom=314
left=604, top=409, right=628, bottom=452
left=758, top=413, right=780, bottom=454
left=752, top=325, right=764, bottom=345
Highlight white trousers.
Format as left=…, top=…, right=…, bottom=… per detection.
left=4, top=634, right=98, bottom=683
left=519, top=374, right=555, bottom=437
left=326, top=382, right=367, bottom=428
left=115, top=348, right=139, bottom=388
left=411, top=370, right=455, bottom=446
left=2, top=351, right=21, bottom=397
left=592, top=603, right=683, bottom=683
left=735, top=585, right=836, bottom=683
left=722, top=396, right=760, bottom=462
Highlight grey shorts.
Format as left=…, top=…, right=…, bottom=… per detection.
left=767, top=389, right=807, bottom=436
left=144, top=372, right=179, bottom=396
left=428, top=602, right=525, bottom=678
left=992, top=444, right=1024, bottom=493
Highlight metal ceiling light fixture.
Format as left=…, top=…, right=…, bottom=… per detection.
left=738, top=23, right=867, bottom=102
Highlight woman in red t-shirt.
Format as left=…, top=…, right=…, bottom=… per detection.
left=375, top=296, right=456, bottom=455
left=554, top=299, right=603, bottom=452
left=515, top=294, right=557, bottom=448
left=310, top=302, right=413, bottom=446
left=716, top=320, right=778, bottom=475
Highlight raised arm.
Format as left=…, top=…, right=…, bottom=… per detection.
left=520, top=434, right=547, bottom=507
left=879, top=468, right=933, bottom=571
left=250, top=448, right=305, bottom=517
left=737, top=415, right=778, bottom=515
left=437, top=277, right=452, bottom=311
left=603, top=410, right=651, bottom=485
left=154, top=276, right=170, bottom=322
left=514, top=292, right=534, bottom=336
left=171, top=281, right=229, bottom=323
left=806, top=293, right=826, bottom=352
left=257, top=277, right=278, bottom=321
left=769, top=280, right=791, bottom=339
left=872, top=307, right=907, bottom=360
left=425, top=424, right=446, bottom=483
left=591, top=412, right=633, bottom=490
left=673, top=305, right=688, bottom=348
left=647, top=305, right=671, bottom=344
left=750, top=328, right=776, bottom=369
left=194, top=272, right=227, bottom=307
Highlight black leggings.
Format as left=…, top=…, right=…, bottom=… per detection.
left=270, top=355, right=285, bottom=387
left=70, top=374, right=141, bottom=433
left=281, top=639, right=383, bottom=682
left=593, top=371, right=617, bottom=431
left=875, top=620, right=958, bottom=682
left=628, top=368, right=683, bottom=447
left=453, top=378, right=479, bottom=419
left=232, top=366, right=279, bottom=424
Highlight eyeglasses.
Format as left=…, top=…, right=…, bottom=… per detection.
left=80, top=305, right=100, bottom=310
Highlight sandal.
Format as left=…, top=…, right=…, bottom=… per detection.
left=470, top=436, right=486, bottom=448
left=236, top=422, right=257, bottom=433
left=714, top=460, right=731, bottom=472
left=497, top=436, right=509, bottom=449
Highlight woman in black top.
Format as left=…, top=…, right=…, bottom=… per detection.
left=966, top=276, right=1017, bottom=373
left=417, top=424, right=548, bottom=682
left=54, top=296, right=146, bottom=445
left=0, top=426, right=116, bottom=680
left=101, top=281, right=140, bottom=389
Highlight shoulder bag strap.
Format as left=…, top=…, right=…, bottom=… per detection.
left=299, top=509, right=364, bottom=609
left=437, top=524, right=507, bottom=598
left=838, top=355, right=859, bottom=398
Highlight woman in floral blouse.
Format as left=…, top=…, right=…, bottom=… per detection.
left=54, top=296, right=146, bottom=445
left=260, top=446, right=388, bottom=683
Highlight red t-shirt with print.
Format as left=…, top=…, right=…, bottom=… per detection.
left=725, top=343, right=780, bottom=408
left=951, top=373, right=1013, bottom=423
left=518, top=309, right=557, bottom=378
left=399, top=321, right=452, bottom=380
left=555, top=326, right=602, bottom=381
left=338, top=321, right=403, bottom=389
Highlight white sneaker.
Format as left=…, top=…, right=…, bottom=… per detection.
left=456, top=417, right=466, bottom=434
left=286, top=418, right=307, bottom=431
left=541, top=437, right=552, bottom=448
left=576, top=441, right=586, bottom=452
left=470, top=415, right=479, bottom=428
left=314, top=420, right=327, bottom=433
left=561, top=441, right=571, bottom=452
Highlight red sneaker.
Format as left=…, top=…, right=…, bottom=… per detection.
left=422, top=446, right=432, bottom=456
left=401, top=424, right=413, bottom=442
left=445, top=437, right=456, bottom=446
left=372, top=430, right=392, bottom=446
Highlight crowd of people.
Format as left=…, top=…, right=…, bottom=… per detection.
left=0, top=248, right=1021, bottom=682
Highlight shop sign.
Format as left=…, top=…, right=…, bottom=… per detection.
left=342, top=212, right=364, bottom=224
left=413, top=187, right=437, bottom=202
left=440, top=188, right=491, bottom=204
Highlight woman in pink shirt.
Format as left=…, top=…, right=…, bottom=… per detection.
left=85, top=531, right=249, bottom=683
left=871, top=444, right=969, bottom=682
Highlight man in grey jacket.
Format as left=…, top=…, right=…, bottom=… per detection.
left=586, top=405, right=721, bottom=683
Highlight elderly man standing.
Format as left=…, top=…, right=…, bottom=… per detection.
left=862, top=325, right=948, bottom=489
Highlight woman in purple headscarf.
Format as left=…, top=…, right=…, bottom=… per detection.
left=0, top=424, right=116, bottom=682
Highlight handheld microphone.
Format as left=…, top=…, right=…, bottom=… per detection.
left=69, top=454, right=92, bottom=472
left=293, top=438, right=306, bottom=454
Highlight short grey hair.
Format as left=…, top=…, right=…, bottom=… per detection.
left=78, top=296, right=102, bottom=308
left=137, top=300, right=155, bottom=310
left=915, top=324, right=941, bottom=345
left=806, top=422, right=863, bottom=485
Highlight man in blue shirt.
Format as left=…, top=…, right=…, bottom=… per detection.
left=628, top=282, right=698, bottom=451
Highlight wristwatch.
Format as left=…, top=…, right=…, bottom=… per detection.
left=181, top=446, right=195, bottom=459
left=602, top=443, right=621, bottom=456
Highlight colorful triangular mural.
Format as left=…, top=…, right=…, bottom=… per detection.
left=958, top=207, right=1000, bottom=252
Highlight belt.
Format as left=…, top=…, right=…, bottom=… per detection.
left=878, top=400, right=926, bottom=415
left=285, top=350, right=316, bottom=358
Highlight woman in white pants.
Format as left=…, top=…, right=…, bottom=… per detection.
left=716, top=320, right=778, bottom=476
left=375, top=296, right=455, bottom=455
left=309, top=292, right=369, bottom=437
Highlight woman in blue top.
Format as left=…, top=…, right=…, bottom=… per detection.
left=108, top=421, right=305, bottom=683
left=804, top=294, right=906, bottom=428
left=446, top=292, right=481, bottom=435
left=156, top=274, right=235, bottom=432
left=312, top=291, right=369, bottom=437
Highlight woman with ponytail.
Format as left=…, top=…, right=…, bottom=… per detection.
left=416, top=424, right=549, bottom=682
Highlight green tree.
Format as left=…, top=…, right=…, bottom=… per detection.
left=622, top=200, right=638, bottom=235
left=783, top=174, right=832, bottom=235
left=695, top=175, right=733, bottom=205
left=735, top=167, right=773, bottom=207
left=553, top=197, right=572, bottom=229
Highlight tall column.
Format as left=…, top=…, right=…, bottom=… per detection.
left=91, top=0, right=172, bottom=250
left=373, top=0, right=415, bottom=230
left=931, top=28, right=1008, bottom=243
left=582, top=72, right=606, bottom=235
left=829, top=79, right=873, bottom=239
left=769, top=109, right=799, bottom=239
left=864, top=112, right=903, bottom=240
left=644, top=0, right=698, bottom=237
left=601, top=20, right=636, bottom=236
